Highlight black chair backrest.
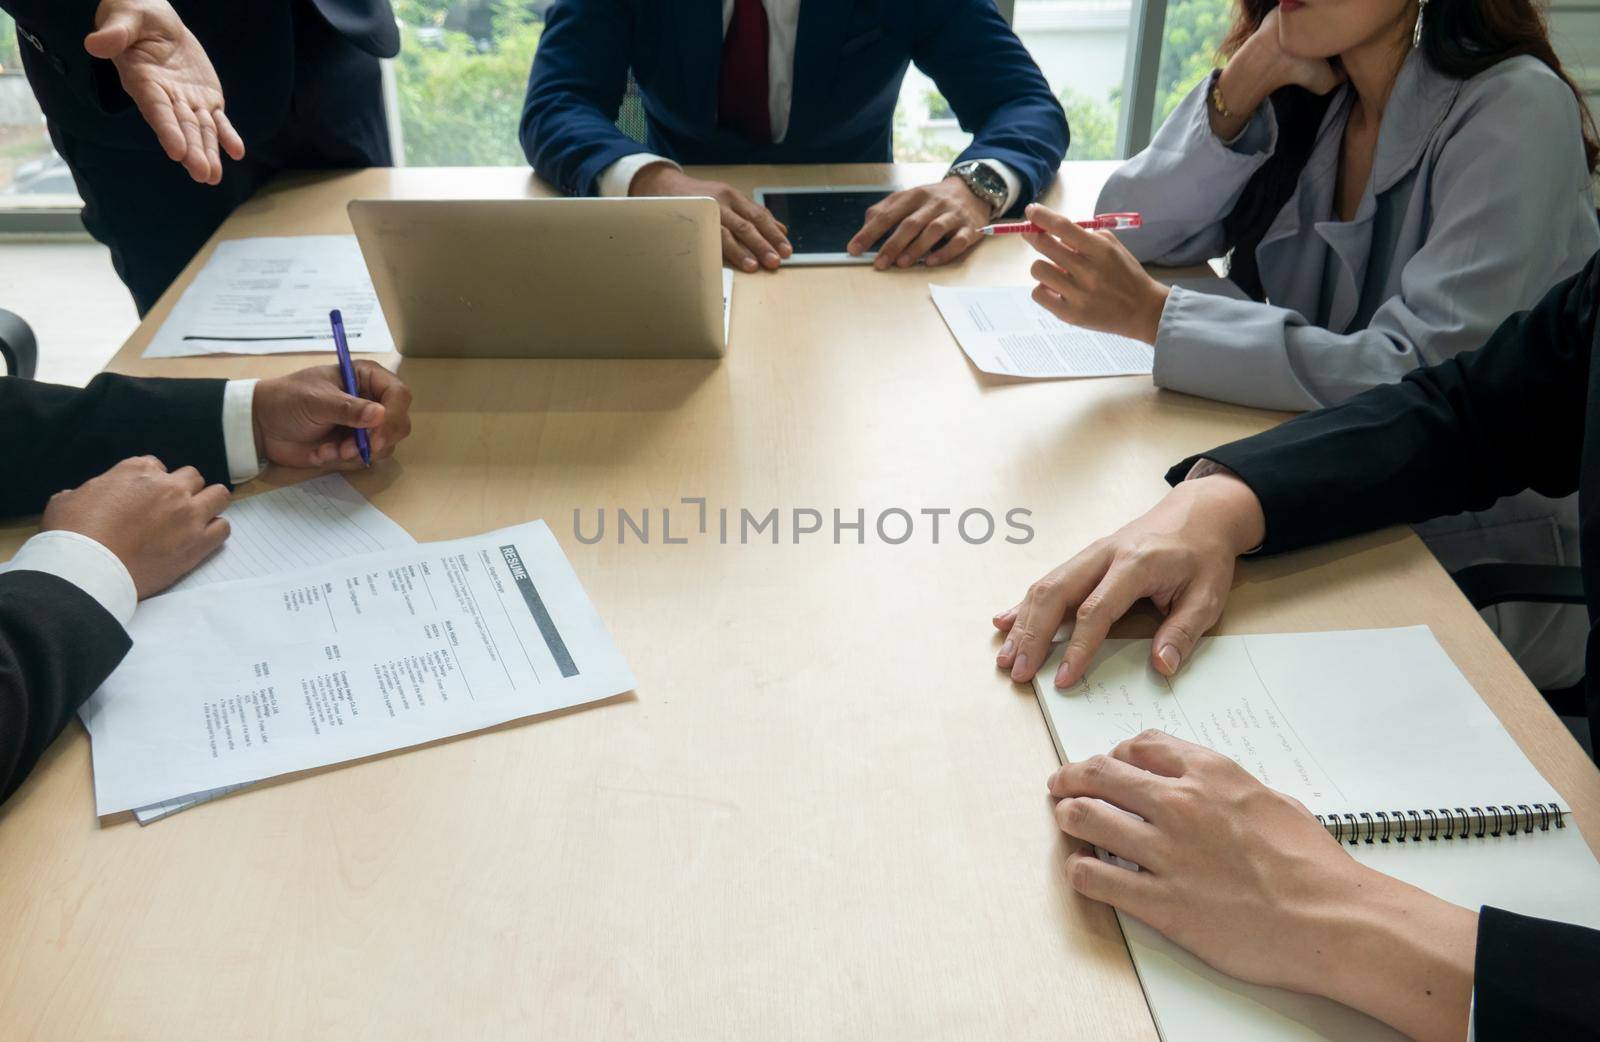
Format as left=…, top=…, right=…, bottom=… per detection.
left=0, top=308, right=38, bottom=380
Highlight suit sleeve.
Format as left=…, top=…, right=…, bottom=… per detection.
left=0, top=373, right=230, bottom=518
left=1474, top=906, right=1600, bottom=1040
left=911, top=0, right=1069, bottom=212
left=1164, top=250, right=1599, bottom=555
left=1097, top=77, right=1279, bottom=267
left=2, top=0, right=131, bottom=114
left=1146, top=66, right=1600, bottom=411
left=519, top=0, right=652, bottom=196
left=0, top=570, right=131, bottom=806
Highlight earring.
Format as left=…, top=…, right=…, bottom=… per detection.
left=1413, top=0, right=1428, bottom=48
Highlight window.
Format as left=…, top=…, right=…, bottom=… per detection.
left=891, top=1, right=1131, bottom=163
left=390, top=0, right=547, bottom=166
left=1152, top=0, right=1232, bottom=129
left=1009, top=0, right=1131, bottom=160
left=0, top=13, right=82, bottom=210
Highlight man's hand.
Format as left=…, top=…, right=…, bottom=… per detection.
left=631, top=164, right=792, bottom=272
left=993, top=472, right=1265, bottom=687
left=41, top=456, right=230, bottom=599
left=847, top=177, right=990, bottom=270
left=1049, top=730, right=1478, bottom=1042
left=85, top=0, right=244, bottom=185
left=253, top=362, right=414, bottom=469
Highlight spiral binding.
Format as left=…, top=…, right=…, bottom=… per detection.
left=1315, top=803, right=1567, bottom=845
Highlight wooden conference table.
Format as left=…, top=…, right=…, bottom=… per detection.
left=2, top=162, right=1597, bottom=1041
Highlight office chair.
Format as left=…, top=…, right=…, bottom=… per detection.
left=616, top=73, right=649, bottom=144
left=1452, top=562, right=1596, bottom=764
left=0, top=308, right=37, bottom=379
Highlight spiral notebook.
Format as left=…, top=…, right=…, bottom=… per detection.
left=1033, top=626, right=1600, bottom=1042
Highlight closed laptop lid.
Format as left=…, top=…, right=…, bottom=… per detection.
left=348, top=196, right=724, bottom=359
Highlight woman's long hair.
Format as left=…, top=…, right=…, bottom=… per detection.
left=1220, top=0, right=1599, bottom=300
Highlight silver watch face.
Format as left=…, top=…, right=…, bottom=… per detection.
left=954, top=162, right=1006, bottom=210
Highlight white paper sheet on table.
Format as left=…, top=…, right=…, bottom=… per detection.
left=83, top=520, right=635, bottom=816
left=143, top=236, right=395, bottom=358
left=930, top=284, right=1154, bottom=378
left=1032, top=627, right=1600, bottom=1042
left=930, top=277, right=1251, bottom=379
left=109, top=475, right=416, bottom=823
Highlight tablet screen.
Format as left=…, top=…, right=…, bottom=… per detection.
left=760, top=190, right=893, bottom=257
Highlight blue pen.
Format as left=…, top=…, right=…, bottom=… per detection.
left=329, top=309, right=372, bottom=467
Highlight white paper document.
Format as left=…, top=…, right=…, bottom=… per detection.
left=123, top=475, right=416, bottom=823
left=168, top=473, right=415, bottom=593
left=930, top=284, right=1153, bottom=378
left=144, top=236, right=395, bottom=358
left=1033, top=627, right=1600, bottom=1042
left=83, top=521, right=634, bottom=816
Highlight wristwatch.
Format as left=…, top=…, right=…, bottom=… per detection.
left=948, top=160, right=1008, bottom=215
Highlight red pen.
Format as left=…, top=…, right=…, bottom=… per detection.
left=980, top=212, right=1142, bottom=236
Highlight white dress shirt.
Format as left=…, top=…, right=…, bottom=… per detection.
left=4, top=378, right=262, bottom=628
left=598, top=0, right=1022, bottom=211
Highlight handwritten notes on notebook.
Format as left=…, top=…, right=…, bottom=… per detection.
left=144, top=236, right=394, bottom=358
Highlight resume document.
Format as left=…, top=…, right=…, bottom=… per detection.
left=82, top=520, right=636, bottom=815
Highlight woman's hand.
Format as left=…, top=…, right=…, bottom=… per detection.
left=994, top=472, right=1265, bottom=688
left=1048, top=730, right=1478, bottom=1042
left=1025, top=204, right=1170, bottom=344
left=1211, top=9, right=1345, bottom=140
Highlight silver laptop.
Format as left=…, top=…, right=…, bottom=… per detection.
left=348, top=197, right=725, bottom=358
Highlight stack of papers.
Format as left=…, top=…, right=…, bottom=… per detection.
left=145, top=236, right=394, bottom=358
left=81, top=476, right=635, bottom=822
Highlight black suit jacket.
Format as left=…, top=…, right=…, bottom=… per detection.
left=1166, top=251, right=1600, bottom=1039
left=4, top=0, right=398, bottom=150
left=0, top=373, right=231, bottom=807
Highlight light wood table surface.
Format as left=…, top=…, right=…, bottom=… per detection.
left=1, top=162, right=1596, bottom=1041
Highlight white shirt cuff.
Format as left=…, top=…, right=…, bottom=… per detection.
left=5, top=530, right=137, bottom=627
left=223, top=378, right=262, bottom=484
left=598, top=153, right=680, bottom=198
left=970, top=158, right=1024, bottom=215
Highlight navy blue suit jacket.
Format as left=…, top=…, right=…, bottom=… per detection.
left=521, top=0, right=1069, bottom=212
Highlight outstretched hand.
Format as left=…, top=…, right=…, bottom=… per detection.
left=85, top=0, right=244, bottom=185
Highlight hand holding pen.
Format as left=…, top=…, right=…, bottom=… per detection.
left=247, top=325, right=414, bottom=470
left=1020, top=204, right=1171, bottom=346
left=330, top=309, right=372, bottom=467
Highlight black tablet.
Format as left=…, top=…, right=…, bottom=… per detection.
left=752, top=186, right=895, bottom=265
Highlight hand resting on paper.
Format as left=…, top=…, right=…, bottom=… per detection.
left=1049, top=729, right=1477, bottom=1042
left=41, top=456, right=230, bottom=598
left=37, top=362, right=413, bottom=599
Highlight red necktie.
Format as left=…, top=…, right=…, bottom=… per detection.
left=718, top=0, right=771, bottom=143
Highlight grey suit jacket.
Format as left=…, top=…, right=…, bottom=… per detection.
left=1100, top=51, right=1600, bottom=687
